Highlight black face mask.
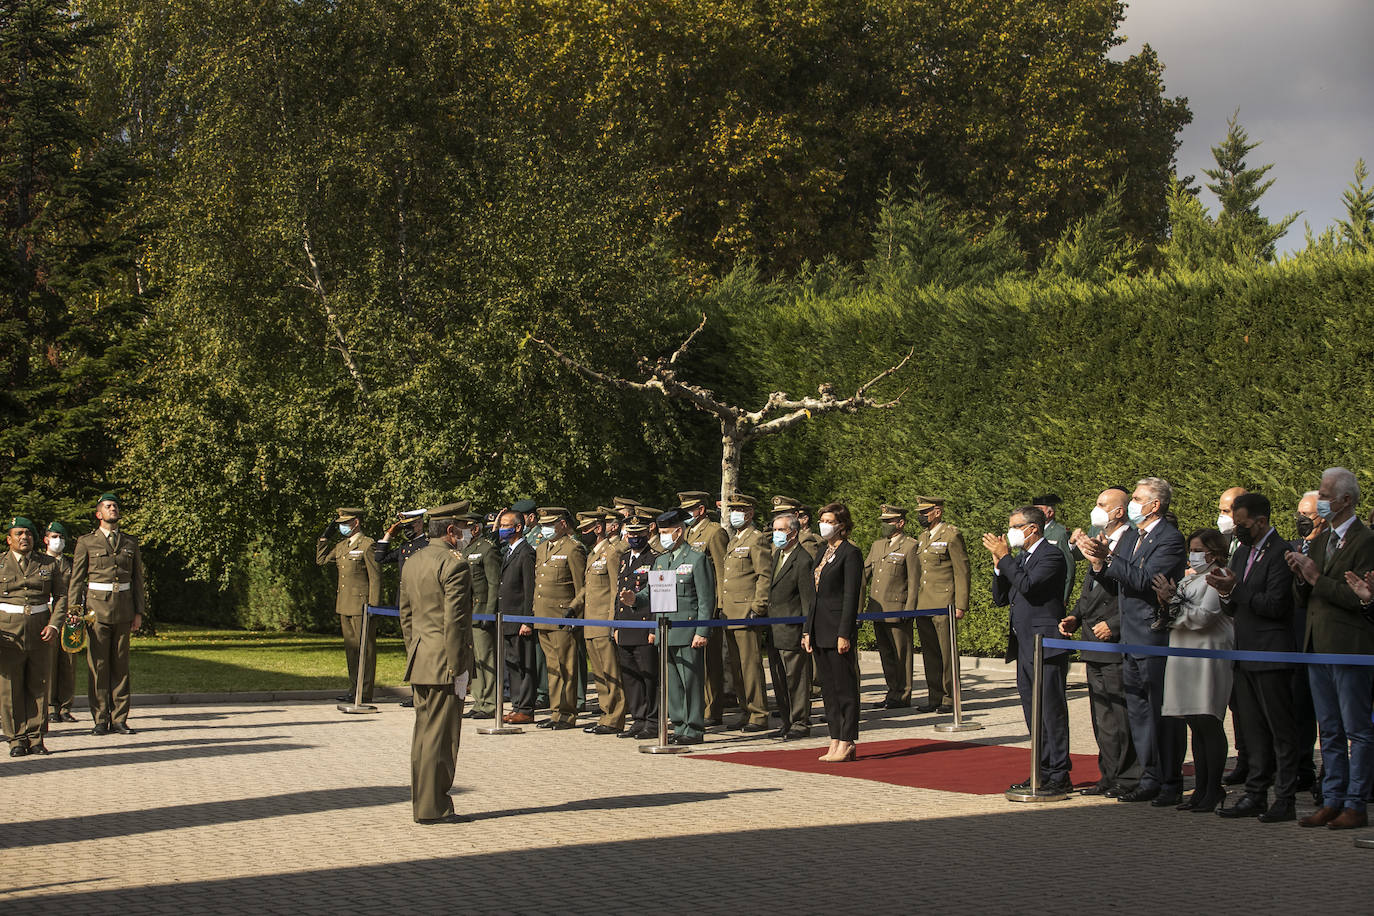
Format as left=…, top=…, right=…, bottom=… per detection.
left=628, top=536, right=647, bottom=551
left=917, top=513, right=934, bottom=529
left=1234, top=524, right=1256, bottom=546
left=880, top=522, right=898, bottom=538
left=1295, top=515, right=1315, bottom=538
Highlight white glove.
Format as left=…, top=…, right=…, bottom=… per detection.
left=453, top=671, right=470, bottom=698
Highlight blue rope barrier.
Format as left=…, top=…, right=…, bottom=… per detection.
left=369, top=605, right=948, bottom=630
left=857, top=608, right=949, bottom=622
left=1042, top=637, right=1374, bottom=667
left=366, top=605, right=400, bottom=618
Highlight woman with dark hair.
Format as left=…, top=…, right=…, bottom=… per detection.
left=803, top=502, right=864, bottom=762
left=1155, top=528, right=1235, bottom=812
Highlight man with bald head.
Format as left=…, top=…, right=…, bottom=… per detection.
left=1218, top=487, right=1248, bottom=556
left=1066, top=489, right=1140, bottom=795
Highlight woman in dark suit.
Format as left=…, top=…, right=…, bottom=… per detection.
left=802, top=502, right=864, bottom=762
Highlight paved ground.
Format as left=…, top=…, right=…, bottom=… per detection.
left=2, top=652, right=1366, bottom=914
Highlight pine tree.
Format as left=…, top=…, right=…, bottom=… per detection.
left=1337, top=159, right=1374, bottom=253
left=1201, top=111, right=1298, bottom=261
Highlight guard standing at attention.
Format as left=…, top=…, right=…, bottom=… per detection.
left=532, top=507, right=587, bottom=729
left=400, top=502, right=474, bottom=824
left=0, top=517, right=66, bottom=756
left=459, top=509, right=502, bottom=720
left=915, top=496, right=971, bottom=713
left=719, top=495, right=772, bottom=732
left=582, top=508, right=627, bottom=735
left=316, top=507, right=382, bottom=703
left=865, top=504, right=922, bottom=710
left=68, top=493, right=146, bottom=735
left=681, top=491, right=727, bottom=725
left=614, top=518, right=659, bottom=738
left=43, top=521, right=77, bottom=723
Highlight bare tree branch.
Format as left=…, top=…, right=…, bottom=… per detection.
left=302, top=225, right=370, bottom=397
left=668, top=312, right=708, bottom=365
left=743, top=347, right=913, bottom=429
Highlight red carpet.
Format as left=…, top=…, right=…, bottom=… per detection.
left=692, top=738, right=1102, bottom=795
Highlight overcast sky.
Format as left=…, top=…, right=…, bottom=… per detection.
left=1114, top=0, right=1374, bottom=251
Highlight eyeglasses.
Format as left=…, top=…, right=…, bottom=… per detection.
left=1009, top=522, right=1033, bottom=529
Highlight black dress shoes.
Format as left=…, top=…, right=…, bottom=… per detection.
left=584, top=724, right=621, bottom=735
left=788, top=727, right=811, bottom=739
left=1222, top=767, right=1249, bottom=786
left=113, top=724, right=135, bottom=735
left=914, top=704, right=940, bottom=713
left=1117, top=786, right=1160, bottom=803
left=1080, top=782, right=1112, bottom=797
left=9, top=745, right=27, bottom=757
left=1008, top=778, right=1034, bottom=793
left=335, top=695, right=355, bottom=702
left=414, top=812, right=472, bottom=825
left=1190, top=793, right=1223, bottom=814
left=1104, top=783, right=1133, bottom=799
left=1036, top=778, right=1073, bottom=797
left=399, top=698, right=414, bottom=708
left=536, top=719, right=556, bottom=729
left=465, top=710, right=494, bottom=719
left=551, top=721, right=578, bottom=730
left=28, top=741, right=50, bottom=756
left=1150, top=788, right=1183, bottom=807
left=617, top=727, right=646, bottom=739
left=91, top=723, right=110, bottom=736
left=770, top=727, right=793, bottom=739
left=870, top=700, right=890, bottom=710
left=740, top=722, right=769, bottom=733
left=1217, top=794, right=1268, bottom=818
left=703, top=717, right=722, bottom=728
left=667, top=734, right=703, bottom=746
left=1257, top=798, right=1297, bottom=823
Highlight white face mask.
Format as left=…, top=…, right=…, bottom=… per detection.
left=818, top=521, right=836, bottom=539
left=1216, top=514, right=1235, bottom=535
left=659, top=531, right=676, bottom=551
left=1188, top=551, right=1209, bottom=571
left=540, top=525, right=556, bottom=540
left=729, top=511, right=747, bottom=529
left=457, top=529, right=474, bottom=547
left=1007, top=527, right=1027, bottom=549
left=1089, top=507, right=1110, bottom=529
left=46, top=537, right=64, bottom=555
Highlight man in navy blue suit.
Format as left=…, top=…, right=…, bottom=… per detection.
left=986, top=505, right=1071, bottom=795
left=1078, top=477, right=1188, bottom=806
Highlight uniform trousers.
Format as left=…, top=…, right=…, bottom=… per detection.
left=87, top=618, right=134, bottom=727
left=1084, top=659, right=1141, bottom=788
left=703, top=628, right=724, bottom=719
left=338, top=613, right=376, bottom=703
left=503, top=630, right=539, bottom=714
left=410, top=683, right=461, bottom=820
left=469, top=625, right=499, bottom=714
left=585, top=635, right=626, bottom=728
left=48, top=637, right=75, bottom=715
left=666, top=644, right=705, bottom=740
left=0, top=614, right=53, bottom=745
left=1234, top=666, right=1300, bottom=801
left=915, top=615, right=951, bottom=706
left=872, top=618, right=913, bottom=706
left=815, top=646, right=859, bottom=741
left=616, top=641, right=657, bottom=732
left=537, top=629, right=578, bottom=724
left=723, top=623, right=768, bottom=725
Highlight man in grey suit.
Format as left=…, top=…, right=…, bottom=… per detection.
left=768, top=510, right=815, bottom=739
left=399, top=502, right=474, bottom=825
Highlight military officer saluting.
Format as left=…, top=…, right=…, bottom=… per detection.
left=316, top=507, right=382, bottom=703
left=532, top=507, right=587, bottom=729
left=680, top=490, right=727, bottom=725
left=582, top=508, right=627, bottom=735
left=459, top=510, right=502, bottom=720
left=0, top=517, right=67, bottom=755
left=44, top=521, right=78, bottom=724
left=719, top=495, right=772, bottom=731
left=914, top=496, right=971, bottom=713
left=399, top=502, right=475, bottom=824
left=69, top=493, right=146, bottom=735
left=621, top=509, right=715, bottom=746
left=866, top=504, right=922, bottom=710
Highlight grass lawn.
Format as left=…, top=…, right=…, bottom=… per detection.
left=69, top=624, right=409, bottom=695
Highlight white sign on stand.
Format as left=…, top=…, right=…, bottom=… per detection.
left=648, top=570, right=677, bottom=616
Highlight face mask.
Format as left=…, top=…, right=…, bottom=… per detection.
left=540, top=525, right=556, bottom=539
left=658, top=532, right=675, bottom=551
left=1188, top=551, right=1209, bottom=571
left=338, top=523, right=353, bottom=537
left=1234, top=524, right=1255, bottom=546
left=1295, top=515, right=1315, bottom=538
left=498, top=526, right=517, bottom=541
left=818, top=522, right=836, bottom=539
left=729, top=511, right=746, bottom=529
left=1317, top=499, right=1334, bottom=519
left=1127, top=500, right=1148, bottom=525
left=772, top=530, right=789, bottom=549
left=880, top=522, right=897, bottom=538
left=1216, top=514, right=1235, bottom=535
left=1089, top=507, right=1110, bottom=529
left=1007, top=527, right=1026, bottom=549
left=47, top=537, right=64, bottom=554
left=457, top=529, right=474, bottom=547
left=628, top=535, right=647, bottom=551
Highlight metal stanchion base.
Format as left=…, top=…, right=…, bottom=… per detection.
left=934, top=721, right=985, bottom=733
left=639, top=743, right=693, bottom=755
left=1354, top=835, right=1374, bottom=849
left=1005, top=788, right=1069, bottom=803
left=336, top=704, right=380, bottom=714
left=477, top=725, right=524, bottom=735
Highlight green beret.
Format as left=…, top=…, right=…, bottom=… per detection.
left=6, top=516, right=38, bottom=537
left=46, top=521, right=70, bottom=538
left=96, top=492, right=121, bottom=509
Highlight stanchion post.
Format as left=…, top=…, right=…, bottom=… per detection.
left=1006, top=634, right=1066, bottom=802
left=338, top=606, right=380, bottom=715
left=478, top=610, right=523, bottom=735
left=935, top=608, right=983, bottom=733
left=642, top=616, right=690, bottom=755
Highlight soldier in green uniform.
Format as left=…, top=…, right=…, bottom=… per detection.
left=533, top=507, right=587, bottom=729
left=0, top=517, right=66, bottom=755
left=680, top=490, right=727, bottom=725
left=622, top=509, right=714, bottom=745
left=43, top=522, right=77, bottom=723
left=1033, top=494, right=1076, bottom=604
left=400, top=502, right=474, bottom=824
left=459, top=510, right=502, bottom=720
left=68, top=493, right=146, bottom=735
left=582, top=508, right=627, bottom=734
left=865, top=504, right=922, bottom=710
left=316, top=507, right=382, bottom=703
left=914, top=497, right=971, bottom=712
left=720, top=495, right=772, bottom=731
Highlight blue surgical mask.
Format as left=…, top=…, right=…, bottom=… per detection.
left=540, top=525, right=556, bottom=539
left=338, top=523, right=353, bottom=536
left=1317, top=499, right=1334, bottom=519
left=1188, top=551, right=1209, bottom=572
left=498, top=526, right=517, bottom=541
left=772, top=530, right=788, bottom=549
left=729, top=511, right=747, bottom=529
left=628, top=535, right=647, bottom=551
left=659, top=532, right=675, bottom=551
left=1127, top=501, right=1147, bottom=525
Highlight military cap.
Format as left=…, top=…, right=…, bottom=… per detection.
left=511, top=498, right=537, bottom=515
left=1031, top=493, right=1062, bottom=507
left=457, top=510, right=485, bottom=524
left=624, top=520, right=651, bottom=535
left=914, top=496, right=945, bottom=510
left=46, top=520, right=70, bottom=538
left=6, top=516, right=38, bottom=537
left=724, top=494, right=757, bottom=510
left=677, top=490, right=711, bottom=510
left=397, top=508, right=426, bottom=520
left=656, top=508, right=690, bottom=528
left=484, top=511, right=498, bottom=524
left=613, top=496, right=641, bottom=510
left=576, top=511, right=599, bottom=531
left=771, top=495, right=802, bottom=515
left=537, top=506, right=571, bottom=525
left=879, top=504, right=908, bottom=520
left=634, top=505, right=663, bottom=521
left=335, top=506, right=366, bottom=521
left=95, top=492, right=121, bottom=508
left=596, top=505, right=620, bottom=521
left=428, top=500, right=471, bottom=522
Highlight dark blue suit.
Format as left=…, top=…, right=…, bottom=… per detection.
left=993, top=539, right=1070, bottom=783
left=1092, top=521, right=1187, bottom=793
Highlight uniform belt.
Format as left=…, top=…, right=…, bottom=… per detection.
left=87, top=582, right=132, bottom=593
left=0, top=602, right=48, bottom=614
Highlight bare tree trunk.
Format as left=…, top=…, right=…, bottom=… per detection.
left=719, top=422, right=744, bottom=506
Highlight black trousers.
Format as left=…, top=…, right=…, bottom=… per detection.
left=1085, top=660, right=1141, bottom=788
left=1123, top=654, right=1184, bottom=793
left=1292, top=664, right=1319, bottom=779
left=1235, top=666, right=1300, bottom=801
left=815, top=647, right=859, bottom=741
left=616, top=641, right=658, bottom=731
left=1017, top=649, right=1071, bottom=782
left=503, top=631, right=539, bottom=714
left=1182, top=714, right=1228, bottom=800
